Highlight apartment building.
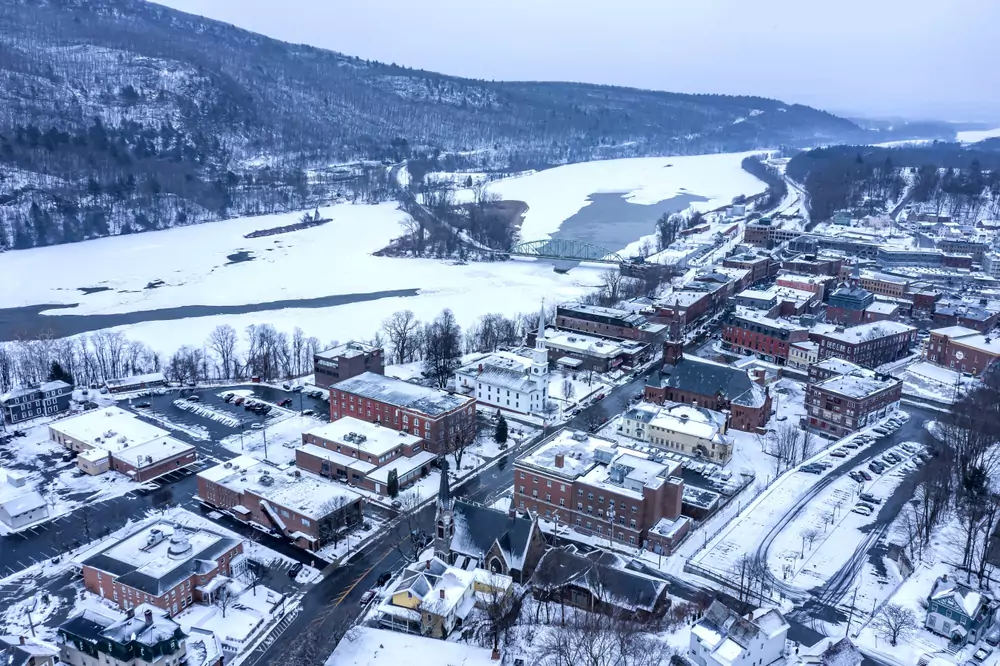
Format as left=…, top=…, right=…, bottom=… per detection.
left=722, top=307, right=810, bottom=365
left=313, top=341, right=384, bottom=389
left=927, top=326, right=1000, bottom=375
left=1, top=380, right=71, bottom=424
left=803, top=362, right=902, bottom=437
left=811, top=320, right=916, bottom=368
left=618, top=402, right=733, bottom=464
left=513, top=430, right=690, bottom=552
left=555, top=303, right=666, bottom=342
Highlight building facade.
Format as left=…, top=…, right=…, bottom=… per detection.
left=330, top=372, right=476, bottom=454
left=81, top=521, right=242, bottom=616
left=811, top=321, right=916, bottom=368
left=803, top=362, right=902, bottom=437
left=722, top=308, right=810, bottom=364
left=618, top=402, right=733, bottom=464
left=58, top=607, right=188, bottom=666
left=555, top=303, right=664, bottom=342
left=926, top=326, right=1000, bottom=375
left=723, top=252, right=779, bottom=284
left=313, top=341, right=385, bottom=389
left=690, top=601, right=789, bottom=666
left=1, top=380, right=71, bottom=424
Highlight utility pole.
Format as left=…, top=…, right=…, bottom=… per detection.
left=845, top=585, right=859, bottom=636
left=261, top=416, right=268, bottom=460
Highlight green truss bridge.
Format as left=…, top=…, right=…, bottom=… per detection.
left=507, top=238, right=624, bottom=264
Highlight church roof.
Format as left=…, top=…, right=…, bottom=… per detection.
left=450, top=501, right=533, bottom=570
left=649, top=355, right=759, bottom=405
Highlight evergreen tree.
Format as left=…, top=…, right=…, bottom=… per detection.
left=387, top=469, right=399, bottom=498
left=48, top=361, right=74, bottom=386
left=494, top=415, right=508, bottom=445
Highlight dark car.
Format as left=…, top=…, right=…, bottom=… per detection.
left=135, top=401, right=151, bottom=408
left=185, top=395, right=200, bottom=402
left=13, top=430, right=27, bottom=438
left=288, top=562, right=304, bottom=579
left=376, top=571, right=393, bottom=587
left=860, top=471, right=873, bottom=481
left=260, top=405, right=272, bottom=415
left=223, top=393, right=235, bottom=402
left=278, top=398, right=293, bottom=407
left=234, top=397, right=245, bottom=406
left=291, top=385, right=304, bottom=393
left=860, top=493, right=882, bottom=505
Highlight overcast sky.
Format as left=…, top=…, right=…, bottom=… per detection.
left=153, top=0, right=999, bottom=122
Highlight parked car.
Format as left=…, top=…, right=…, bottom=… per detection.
left=288, top=562, right=303, bottom=579
left=830, top=450, right=848, bottom=458
left=856, top=502, right=875, bottom=512
left=860, top=493, right=882, bottom=504
left=376, top=571, right=393, bottom=587
left=985, top=626, right=1000, bottom=647
left=801, top=466, right=822, bottom=475
left=391, top=499, right=402, bottom=508
left=282, top=382, right=292, bottom=390
left=302, top=409, right=315, bottom=416
left=594, top=393, right=605, bottom=401
left=186, top=395, right=200, bottom=402
left=291, top=385, right=304, bottom=393
left=974, top=646, right=994, bottom=662
left=868, top=463, right=883, bottom=474
left=843, top=441, right=859, bottom=449
left=360, top=590, right=377, bottom=605
left=234, top=397, right=245, bottom=406
left=278, top=398, right=293, bottom=407
left=251, top=423, right=264, bottom=430
left=260, top=405, right=272, bottom=415
left=852, top=505, right=873, bottom=516
left=873, top=427, right=888, bottom=436
left=860, top=471, right=873, bottom=481
left=135, top=401, right=151, bottom=408
left=223, top=393, right=235, bottom=402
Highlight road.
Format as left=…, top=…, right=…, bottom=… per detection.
left=751, top=406, right=937, bottom=624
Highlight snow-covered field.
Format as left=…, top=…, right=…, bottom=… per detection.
left=957, top=126, right=1000, bottom=143
left=487, top=151, right=767, bottom=242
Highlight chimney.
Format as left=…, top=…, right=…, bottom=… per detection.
left=554, top=454, right=564, bottom=468
left=508, top=508, right=517, bottom=519
left=18, top=637, right=25, bottom=645
left=426, top=560, right=431, bottom=570
left=125, top=608, right=135, bottom=620
left=144, top=609, right=153, bottom=625
left=439, top=589, right=446, bottom=599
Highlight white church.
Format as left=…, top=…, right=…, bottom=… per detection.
left=454, top=305, right=550, bottom=415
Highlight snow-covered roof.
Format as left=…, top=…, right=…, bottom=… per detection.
left=367, top=450, right=437, bottom=484
left=930, top=576, right=990, bottom=618
left=296, top=444, right=377, bottom=474
left=813, top=372, right=898, bottom=400
left=816, top=320, right=915, bottom=343
left=0, top=380, right=71, bottom=403
left=325, top=627, right=496, bottom=666
left=541, top=328, right=626, bottom=358
left=730, top=306, right=807, bottom=331
left=315, top=340, right=379, bottom=361
left=50, top=406, right=169, bottom=452
left=200, top=457, right=363, bottom=520
left=865, top=301, right=899, bottom=314
left=104, top=372, right=165, bottom=389
left=813, top=358, right=863, bottom=376
left=930, top=325, right=982, bottom=339
left=518, top=429, right=610, bottom=479
left=303, top=416, right=421, bottom=456
left=112, top=435, right=194, bottom=468
left=930, top=327, right=1000, bottom=356
left=334, top=372, right=473, bottom=416
left=0, top=490, right=46, bottom=518
left=637, top=402, right=731, bottom=445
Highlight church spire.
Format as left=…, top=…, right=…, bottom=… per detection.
left=535, top=299, right=546, bottom=349
left=434, top=454, right=455, bottom=561
left=436, top=454, right=451, bottom=510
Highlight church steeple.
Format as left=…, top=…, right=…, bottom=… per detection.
left=434, top=455, right=454, bottom=561
left=531, top=301, right=549, bottom=377
left=535, top=300, right=546, bottom=350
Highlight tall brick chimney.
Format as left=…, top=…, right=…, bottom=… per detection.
left=554, top=454, right=564, bottom=468
left=144, top=608, right=153, bottom=625
left=662, top=340, right=684, bottom=367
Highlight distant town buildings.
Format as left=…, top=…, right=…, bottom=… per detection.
left=0, top=380, right=72, bottom=424
left=312, top=341, right=384, bottom=389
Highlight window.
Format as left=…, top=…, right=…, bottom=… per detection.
left=302, top=518, right=311, bottom=527
left=578, top=489, right=584, bottom=496
left=520, top=472, right=525, bottom=479
left=587, top=492, right=594, bottom=500
left=630, top=519, right=637, bottom=529
left=559, top=499, right=565, bottom=507
left=577, top=502, right=583, bottom=510
left=519, top=486, right=525, bottom=494
left=560, top=484, right=566, bottom=492
left=532, top=490, right=538, bottom=498
left=546, top=480, right=552, bottom=488
left=533, top=476, right=538, bottom=484
left=545, top=494, right=551, bottom=502
left=598, top=495, right=604, bottom=504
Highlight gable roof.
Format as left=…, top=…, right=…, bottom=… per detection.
left=532, top=548, right=666, bottom=612
left=0, top=636, right=58, bottom=666
left=930, top=576, right=990, bottom=619
left=450, top=500, right=533, bottom=569
left=650, top=355, right=756, bottom=403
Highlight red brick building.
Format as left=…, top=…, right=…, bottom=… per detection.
left=329, top=372, right=476, bottom=454
left=296, top=417, right=436, bottom=495
left=313, top=341, right=385, bottom=389
left=645, top=341, right=772, bottom=432
left=723, top=252, right=779, bottom=285
left=81, top=520, right=243, bottom=616
left=197, top=455, right=365, bottom=552
left=780, top=255, right=843, bottom=277
left=110, top=436, right=198, bottom=482
left=555, top=303, right=666, bottom=342
left=722, top=308, right=809, bottom=365
left=513, top=430, right=690, bottom=552
left=803, top=362, right=902, bottom=437
left=926, top=326, right=1000, bottom=375
left=810, top=321, right=916, bottom=368
left=932, top=302, right=1000, bottom=333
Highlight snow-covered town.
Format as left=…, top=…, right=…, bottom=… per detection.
left=2, top=4, right=1000, bottom=666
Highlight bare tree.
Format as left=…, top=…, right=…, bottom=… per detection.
left=206, top=323, right=238, bottom=379
left=241, top=557, right=278, bottom=596
left=473, top=574, right=523, bottom=654
left=600, top=269, right=625, bottom=305
left=561, top=378, right=576, bottom=405
left=317, top=496, right=351, bottom=548
left=214, top=584, right=237, bottom=618
left=872, top=603, right=916, bottom=646
left=801, top=528, right=821, bottom=556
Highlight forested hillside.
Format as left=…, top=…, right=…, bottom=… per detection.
left=0, top=0, right=940, bottom=249
left=786, top=143, right=1000, bottom=222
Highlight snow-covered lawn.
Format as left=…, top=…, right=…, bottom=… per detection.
left=898, top=361, right=977, bottom=404
left=217, top=412, right=326, bottom=466
left=314, top=515, right=387, bottom=564
left=487, top=151, right=767, bottom=242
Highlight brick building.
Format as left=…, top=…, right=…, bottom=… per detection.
left=313, top=341, right=384, bottom=388
left=513, top=430, right=690, bottom=552
left=826, top=284, right=875, bottom=325
left=803, top=362, right=902, bottom=437
left=297, top=417, right=435, bottom=495
left=781, top=255, right=844, bottom=277
left=942, top=253, right=975, bottom=269
left=618, top=401, right=733, bottom=464
left=810, top=321, right=916, bottom=368
left=645, top=341, right=772, bottom=432
left=197, top=455, right=365, bottom=552
left=80, top=520, right=242, bottom=616
left=722, top=308, right=810, bottom=365
left=723, top=252, right=779, bottom=285
left=555, top=303, right=666, bottom=342
left=776, top=273, right=837, bottom=299
left=932, top=302, right=1000, bottom=333
left=855, top=270, right=909, bottom=298
left=330, top=372, right=476, bottom=454
left=926, top=326, right=1000, bottom=375
left=937, top=239, right=988, bottom=263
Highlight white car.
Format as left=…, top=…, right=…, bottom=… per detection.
left=852, top=505, right=873, bottom=516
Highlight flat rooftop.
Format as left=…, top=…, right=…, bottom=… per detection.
left=112, top=435, right=194, bottom=468
left=817, top=320, right=915, bottom=343
left=316, top=340, right=379, bottom=361
left=303, top=416, right=421, bottom=457
left=199, top=457, right=363, bottom=519
left=51, top=407, right=169, bottom=452
left=815, top=371, right=899, bottom=399
left=101, top=522, right=223, bottom=579
left=542, top=328, right=625, bottom=357
left=517, top=429, right=610, bottom=479
left=334, top=373, right=472, bottom=416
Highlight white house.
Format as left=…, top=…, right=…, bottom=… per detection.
left=690, top=601, right=788, bottom=666
left=0, top=490, right=49, bottom=530
left=455, top=306, right=549, bottom=415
